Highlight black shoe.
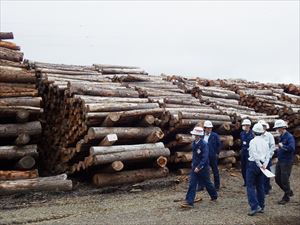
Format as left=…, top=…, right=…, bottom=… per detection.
left=278, top=199, right=289, bottom=205
left=243, top=184, right=246, bottom=187
left=289, top=191, right=294, bottom=197
left=258, top=208, right=264, bottom=213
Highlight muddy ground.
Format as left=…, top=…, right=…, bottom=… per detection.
left=0, top=165, right=299, bottom=225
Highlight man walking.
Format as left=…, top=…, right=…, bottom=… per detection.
left=273, top=119, right=296, bottom=204
left=240, top=119, right=254, bottom=186
left=181, top=126, right=218, bottom=208
left=258, top=120, right=276, bottom=195
left=246, top=123, right=269, bottom=216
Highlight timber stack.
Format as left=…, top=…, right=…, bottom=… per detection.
left=0, top=32, right=72, bottom=194
left=34, top=62, right=170, bottom=187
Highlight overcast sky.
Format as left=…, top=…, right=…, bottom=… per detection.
left=1, top=1, right=299, bottom=84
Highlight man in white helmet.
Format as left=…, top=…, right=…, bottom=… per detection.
left=240, top=119, right=254, bottom=186
left=273, top=119, right=296, bottom=205
left=246, top=123, right=269, bottom=216
left=258, top=120, right=275, bottom=195
left=181, top=126, right=218, bottom=208
left=197, top=120, right=222, bottom=191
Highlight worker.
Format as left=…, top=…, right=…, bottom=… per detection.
left=240, top=119, right=254, bottom=186
left=180, top=126, right=218, bottom=208
left=246, top=123, right=269, bottom=216
left=198, top=120, right=221, bottom=191
left=258, top=120, right=275, bottom=195
left=273, top=119, right=296, bottom=205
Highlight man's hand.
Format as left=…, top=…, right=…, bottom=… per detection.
left=261, top=165, right=266, bottom=170
left=194, top=167, right=200, bottom=173
left=279, top=143, right=283, bottom=148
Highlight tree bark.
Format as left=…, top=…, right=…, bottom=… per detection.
left=101, top=161, right=124, bottom=173
left=90, top=142, right=165, bottom=155
left=0, top=41, right=20, bottom=50
left=92, top=167, right=169, bottom=187
left=0, top=47, right=23, bottom=62
left=0, top=121, right=42, bottom=137
left=0, top=144, right=38, bottom=160
left=0, top=66, right=35, bottom=83
left=178, top=112, right=231, bottom=121
left=92, top=147, right=170, bottom=165
left=0, top=174, right=72, bottom=194
left=0, top=169, right=38, bottom=180
left=218, top=150, right=236, bottom=159
left=0, top=97, right=41, bottom=107
left=85, top=102, right=159, bottom=112
left=0, top=32, right=14, bottom=39
left=15, top=133, right=31, bottom=146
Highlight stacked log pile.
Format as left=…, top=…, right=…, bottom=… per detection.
left=0, top=32, right=72, bottom=194
left=34, top=63, right=170, bottom=187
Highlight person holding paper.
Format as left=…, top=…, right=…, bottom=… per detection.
left=258, top=120, right=276, bottom=195
left=240, top=119, right=254, bottom=186
left=246, top=123, right=269, bottom=216
left=273, top=119, right=296, bottom=205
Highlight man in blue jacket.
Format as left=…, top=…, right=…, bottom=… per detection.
left=181, top=126, right=218, bottom=208
left=240, top=119, right=254, bottom=186
left=273, top=119, right=296, bottom=205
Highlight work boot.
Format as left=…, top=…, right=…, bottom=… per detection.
left=288, top=190, right=294, bottom=197
left=180, top=201, right=193, bottom=209
left=194, top=196, right=203, bottom=203
left=278, top=195, right=290, bottom=205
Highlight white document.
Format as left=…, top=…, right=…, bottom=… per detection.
left=260, top=168, right=275, bottom=178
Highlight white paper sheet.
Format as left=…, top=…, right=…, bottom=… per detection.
left=260, top=168, right=275, bottom=178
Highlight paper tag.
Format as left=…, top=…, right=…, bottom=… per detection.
left=260, top=168, right=275, bottom=178
left=197, top=149, right=201, bottom=154
left=243, top=141, right=247, bottom=145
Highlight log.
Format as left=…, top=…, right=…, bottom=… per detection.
left=174, top=152, right=192, bottom=163
left=138, top=115, right=155, bottom=126
left=94, top=64, right=139, bottom=69
left=0, top=97, right=41, bottom=107
left=0, top=66, right=35, bottom=83
left=0, top=121, right=42, bottom=138
left=0, top=174, right=73, bottom=194
left=0, top=47, right=23, bottom=62
left=0, top=169, right=38, bottom=180
left=145, top=130, right=164, bottom=143
left=219, top=135, right=234, bottom=148
left=0, top=145, right=38, bottom=160
left=216, top=123, right=231, bottom=134
left=176, top=119, right=231, bottom=128
left=92, top=167, right=169, bottom=187
left=101, top=68, right=146, bottom=74
left=218, top=150, right=236, bottom=159
left=176, top=168, right=191, bottom=175
left=88, top=127, right=164, bottom=141
left=98, top=134, right=118, bottom=146
left=220, top=156, right=236, bottom=164
left=178, top=112, right=231, bottom=121
left=91, top=142, right=165, bottom=155
left=85, top=102, right=159, bottom=112
left=0, top=59, right=27, bottom=68
left=101, top=161, right=124, bottom=173
left=155, top=156, right=168, bottom=168
left=76, top=95, right=149, bottom=104
left=200, top=89, right=240, bottom=100
left=0, top=41, right=20, bottom=50
left=15, top=156, right=36, bottom=170
left=92, top=147, right=170, bottom=165
left=0, top=32, right=14, bottom=40
left=15, top=133, right=31, bottom=146
left=16, top=110, right=30, bottom=123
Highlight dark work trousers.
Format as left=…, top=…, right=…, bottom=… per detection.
left=275, top=162, right=293, bottom=200
left=264, top=161, right=272, bottom=194
left=186, top=166, right=218, bottom=205
left=197, top=154, right=220, bottom=190
left=241, top=150, right=249, bottom=186
left=246, top=161, right=265, bottom=211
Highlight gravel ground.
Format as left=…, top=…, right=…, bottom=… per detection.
left=0, top=165, right=299, bottom=225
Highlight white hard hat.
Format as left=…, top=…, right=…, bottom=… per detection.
left=190, top=126, right=204, bottom=136
left=252, top=123, right=265, bottom=134
left=204, top=120, right=213, bottom=128
left=258, top=120, right=269, bottom=129
left=242, top=119, right=251, bottom=126
left=273, top=119, right=288, bottom=129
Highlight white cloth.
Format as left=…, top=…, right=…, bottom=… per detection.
left=261, top=131, right=276, bottom=160
left=204, top=133, right=210, bottom=142
left=248, top=136, right=270, bottom=168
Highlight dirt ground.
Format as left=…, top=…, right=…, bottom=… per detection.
left=0, top=165, right=299, bottom=225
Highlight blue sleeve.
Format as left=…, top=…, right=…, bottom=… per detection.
left=282, top=135, right=295, bottom=153
left=197, top=142, right=209, bottom=169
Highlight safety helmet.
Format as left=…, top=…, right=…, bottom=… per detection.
left=252, top=123, right=265, bottom=134
left=242, top=119, right=251, bottom=126
left=203, top=120, right=213, bottom=128
left=190, top=126, right=204, bottom=136
left=273, top=119, right=287, bottom=129
left=258, top=120, right=270, bottom=130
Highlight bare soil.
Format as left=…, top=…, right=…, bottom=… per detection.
left=0, top=165, right=299, bottom=225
